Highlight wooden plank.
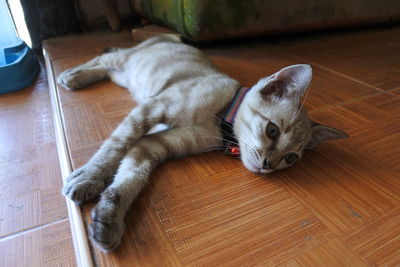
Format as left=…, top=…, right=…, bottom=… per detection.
left=0, top=65, right=67, bottom=237
left=340, top=207, right=400, bottom=266
left=0, top=62, right=75, bottom=265
left=0, top=220, right=75, bottom=267
left=278, top=27, right=400, bottom=90
left=279, top=238, right=368, bottom=266
left=43, top=49, right=94, bottom=267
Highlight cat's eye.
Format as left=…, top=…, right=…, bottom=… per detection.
left=285, top=153, right=299, bottom=165
left=266, top=122, right=280, bottom=139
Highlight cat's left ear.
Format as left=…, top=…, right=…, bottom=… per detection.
left=261, top=64, right=312, bottom=99
left=305, top=122, right=349, bottom=149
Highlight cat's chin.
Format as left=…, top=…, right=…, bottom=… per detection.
left=260, top=169, right=275, bottom=174
left=242, top=160, right=268, bottom=174
left=242, top=160, right=275, bottom=174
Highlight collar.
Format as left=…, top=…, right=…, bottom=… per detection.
left=222, top=86, right=252, bottom=123
left=220, top=86, right=251, bottom=157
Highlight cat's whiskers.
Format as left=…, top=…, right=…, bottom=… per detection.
left=180, top=109, right=239, bottom=142
left=197, top=134, right=240, bottom=146
left=236, top=128, right=261, bottom=159
left=206, top=114, right=239, bottom=139
left=244, top=142, right=262, bottom=169
left=218, top=127, right=237, bottom=140
left=236, top=126, right=257, bottom=147
left=249, top=151, right=261, bottom=166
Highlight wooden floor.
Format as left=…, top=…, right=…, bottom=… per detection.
left=0, top=63, right=75, bottom=266
left=42, top=26, right=400, bottom=266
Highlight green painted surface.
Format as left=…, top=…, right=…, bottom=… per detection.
left=141, top=0, right=177, bottom=29
left=139, top=0, right=400, bottom=41
left=201, top=0, right=261, bottom=32
left=140, top=0, right=263, bottom=40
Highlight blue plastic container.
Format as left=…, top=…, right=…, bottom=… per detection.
left=0, top=0, right=38, bottom=94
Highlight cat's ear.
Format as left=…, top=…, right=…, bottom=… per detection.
left=261, top=64, right=312, bottom=100
left=305, top=122, right=349, bottom=149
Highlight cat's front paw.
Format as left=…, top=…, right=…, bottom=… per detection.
left=62, top=167, right=106, bottom=204
left=89, top=201, right=124, bottom=252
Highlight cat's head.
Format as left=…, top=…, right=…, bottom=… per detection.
left=233, top=64, right=348, bottom=174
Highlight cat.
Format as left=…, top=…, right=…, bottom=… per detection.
left=57, top=35, right=348, bottom=251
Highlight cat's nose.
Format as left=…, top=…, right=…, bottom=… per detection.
left=263, top=159, right=272, bottom=170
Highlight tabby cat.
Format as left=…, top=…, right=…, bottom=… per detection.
left=57, top=35, right=348, bottom=251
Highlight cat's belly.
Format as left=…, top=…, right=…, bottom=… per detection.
left=109, top=70, right=156, bottom=103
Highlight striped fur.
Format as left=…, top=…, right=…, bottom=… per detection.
left=58, top=36, right=348, bottom=251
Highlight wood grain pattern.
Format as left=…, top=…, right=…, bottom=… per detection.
left=310, top=93, right=400, bottom=172
left=45, top=53, right=94, bottom=267
left=277, top=27, right=400, bottom=91
left=209, top=52, right=378, bottom=111
left=150, top=169, right=334, bottom=266
left=279, top=144, right=400, bottom=235
left=0, top=63, right=75, bottom=265
left=341, top=207, right=400, bottom=266
left=43, top=31, right=134, bottom=61
left=0, top=67, right=67, bottom=235
left=43, top=26, right=400, bottom=266
left=279, top=238, right=368, bottom=266
left=0, top=220, right=75, bottom=267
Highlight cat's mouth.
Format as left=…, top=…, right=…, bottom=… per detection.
left=242, top=159, right=275, bottom=174
left=260, top=168, right=275, bottom=174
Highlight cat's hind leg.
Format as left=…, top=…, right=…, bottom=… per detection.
left=57, top=48, right=133, bottom=90
left=88, top=126, right=217, bottom=251
left=57, top=56, right=109, bottom=90
left=58, top=36, right=182, bottom=90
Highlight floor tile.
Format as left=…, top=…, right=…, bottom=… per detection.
left=0, top=220, right=76, bottom=267
left=277, top=27, right=400, bottom=90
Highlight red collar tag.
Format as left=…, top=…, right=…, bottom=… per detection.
left=224, top=144, right=241, bottom=158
